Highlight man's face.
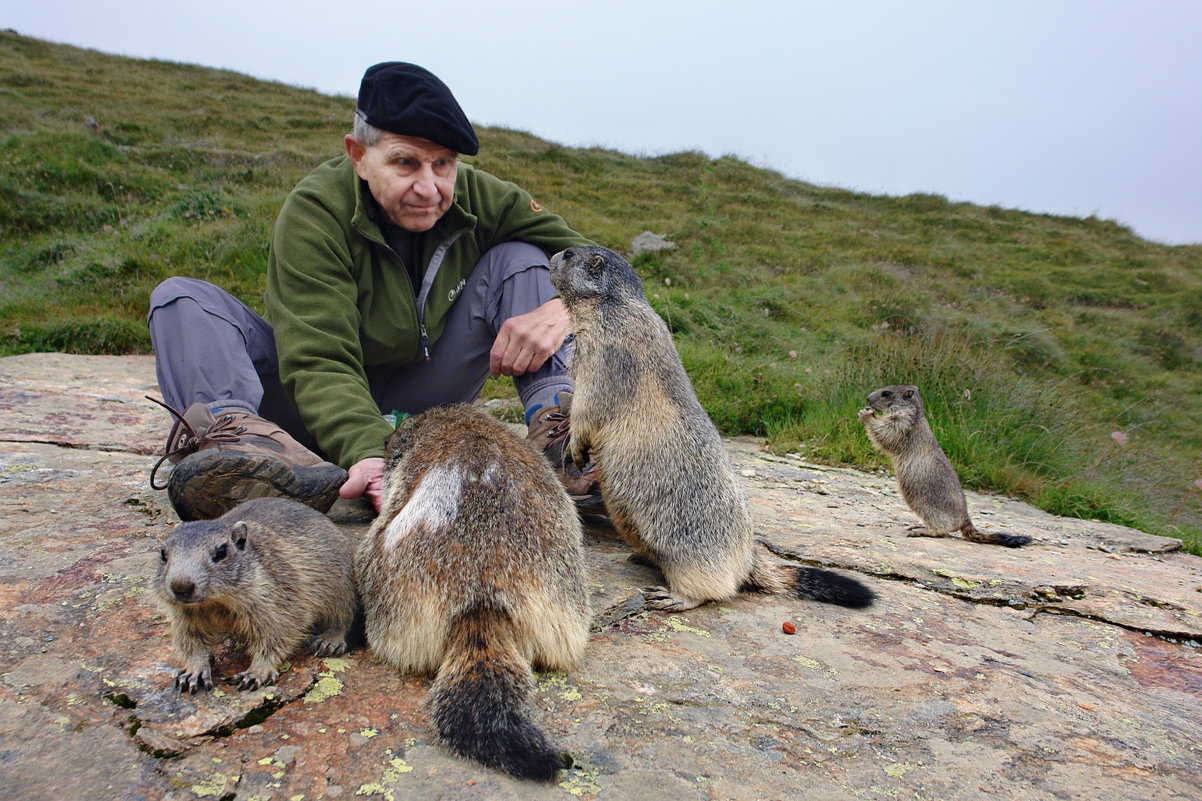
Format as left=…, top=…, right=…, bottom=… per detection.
left=345, top=131, right=457, bottom=232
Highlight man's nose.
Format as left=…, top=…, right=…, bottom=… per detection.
left=412, top=164, right=437, bottom=196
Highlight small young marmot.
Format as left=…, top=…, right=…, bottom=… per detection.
left=154, top=497, right=359, bottom=692
left=549, top=245, right=875, bottom=612
left=354, top=404, right=590, bottom=783
left=859, top=385, right=1031, bottom=548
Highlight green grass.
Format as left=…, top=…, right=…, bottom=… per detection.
left=2, top=31, right=1200, bottom=551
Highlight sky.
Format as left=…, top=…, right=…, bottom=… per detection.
left=7, top=1, right=1202, bottom=245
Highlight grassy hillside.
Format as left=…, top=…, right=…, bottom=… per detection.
left=3, top=30, right=1200, bottom=551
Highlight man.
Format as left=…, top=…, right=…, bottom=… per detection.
left=147, top=62, right=597, bottom=520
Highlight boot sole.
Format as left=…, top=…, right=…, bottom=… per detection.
left=166, top=451, right=348, bottom=521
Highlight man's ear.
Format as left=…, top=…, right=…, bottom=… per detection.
left=345, top=134, right=367, bottom=170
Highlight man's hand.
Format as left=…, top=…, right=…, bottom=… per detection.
left=339, top=457, right=385, bottom=513
left=489, top=297, right=570, bottom=376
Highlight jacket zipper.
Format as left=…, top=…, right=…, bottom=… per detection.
left=414, top=230, right=467, bottom=362
left=352, top=216, right=470, bottom=364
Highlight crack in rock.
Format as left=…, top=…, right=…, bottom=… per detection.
left=0, top=436, right=145, bottom=454
left=109, top=672, right=320, bottom=761
left=591, top=593, right=648, bottom=632
left=761, top=540, right=1202, bottom=644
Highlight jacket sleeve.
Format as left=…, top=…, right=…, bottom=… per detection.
left=461, top=167, right=596, bottom=257
left=265, top=183, right=394, bottom=468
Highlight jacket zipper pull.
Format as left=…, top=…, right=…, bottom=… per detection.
left=420, top=323, right=431, bottom=361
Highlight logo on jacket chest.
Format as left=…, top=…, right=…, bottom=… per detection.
left=448, top=278, right=467, bottom=302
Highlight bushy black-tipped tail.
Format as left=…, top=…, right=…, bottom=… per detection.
left=744, top=551, right=876, bottom=608
left=788, top=565, right=876, bottom=608
left=963, top=525, right=1031, bottom=548
left=428, top=606, right=563, bottom=782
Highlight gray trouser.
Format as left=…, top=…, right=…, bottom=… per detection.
left=147, top=242, right=572, bottom=456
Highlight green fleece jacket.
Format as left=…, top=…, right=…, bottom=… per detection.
left=265, top=155, right=593, bottom=467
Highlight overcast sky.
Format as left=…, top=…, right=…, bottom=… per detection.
left=8, top=1, right=1201, bottom=245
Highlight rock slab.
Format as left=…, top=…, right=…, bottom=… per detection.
left=1, top=353, right=1199, bottom=800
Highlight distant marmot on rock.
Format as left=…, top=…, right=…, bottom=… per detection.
left=354, top=404, right=591, bottom=782
left=154, top=497, right=359, bottom=692
left=859, top=385, right=1031, bottom=548
left=549, top=245, right=876, bottom=612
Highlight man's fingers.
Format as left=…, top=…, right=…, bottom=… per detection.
left=338, top=472, right=365, bottom=499
left=364, top=480, right=385, bottom=513
left=490, top=299, right=569, bottom=376
left=340, top=457, right=384, bottom=501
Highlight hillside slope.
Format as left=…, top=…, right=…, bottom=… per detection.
left=1, top=30, right=1199, bottom=548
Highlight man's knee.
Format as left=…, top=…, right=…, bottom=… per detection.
left=149, top=277, right=226, bottom=315
left=477, top=241, right=550, bottom=281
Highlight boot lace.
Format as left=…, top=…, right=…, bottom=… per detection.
left=146, top=396, right=246, bottom=490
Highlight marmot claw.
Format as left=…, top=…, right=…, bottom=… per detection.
left=175, top=668, right=213, bottom=694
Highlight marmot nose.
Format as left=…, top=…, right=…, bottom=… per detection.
left=170, top=578, right=196, bottom=600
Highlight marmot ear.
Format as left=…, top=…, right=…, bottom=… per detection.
left=902, top=389, right=915, bottom=399
left=588, top=253, right=605, bottom=276
left=229, top=521, right=249, bottom=551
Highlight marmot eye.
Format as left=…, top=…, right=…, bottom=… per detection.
left=881, top=391, right=892, bottom=397
left=213, top=543, right=228, bottom=562
left=159, top=547, right=167, bottom=563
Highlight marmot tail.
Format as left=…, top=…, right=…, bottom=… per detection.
left=428, top=605, right=562, bottom=782
left=744, top=551, right=876, bottom=609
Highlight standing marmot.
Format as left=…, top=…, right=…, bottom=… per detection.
left=859, top=385, right=1031, bottom=547
left=548, top=245, right=875, bottom=612
left=354, top=404, right=590, bottom=783
left=154, top=497, right=359, bottom=692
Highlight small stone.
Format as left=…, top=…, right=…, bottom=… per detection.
left=631, top=231, right=676, bottom=254
left=782, top=622, right=796, bottom=635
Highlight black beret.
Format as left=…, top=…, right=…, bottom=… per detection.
left=356, top=62, right=479, bottom=156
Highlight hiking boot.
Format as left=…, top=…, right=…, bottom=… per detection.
left=526, top=391, right=605, bottom=515
left=148, top=397, right=347, bottom=522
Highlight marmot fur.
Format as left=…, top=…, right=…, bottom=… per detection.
left=859, top=385, right=1031, bottom=547
left=549, top=245, right=875, bottom=612
left=154, top=497, right=358, bottom=692
left=354, top=404, right=590, bottom=782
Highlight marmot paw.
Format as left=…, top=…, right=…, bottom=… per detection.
left=857, top=407, right=875, bottom=424
left=568, top=444, right=589, bottom=469
left=232, top=667, right=279, bottom=691
left=310, top=635, right=349, bottom=657
left=642, top=586, right=704, bottom=612
left=174, top=666, right=213, bottom=694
